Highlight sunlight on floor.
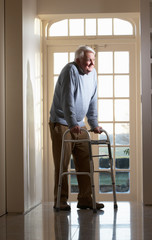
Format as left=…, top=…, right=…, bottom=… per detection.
left=0, top=202, right=152, bottom=240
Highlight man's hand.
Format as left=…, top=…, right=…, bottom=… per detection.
left=93, top=126, right=103, bottom=134
left=70, top=125, right=81, bottom=134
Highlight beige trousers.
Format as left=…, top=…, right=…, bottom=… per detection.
left=49, top=122, right=92, bottom=204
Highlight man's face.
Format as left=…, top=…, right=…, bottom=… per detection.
left=78, top=51, right=95, bottom=74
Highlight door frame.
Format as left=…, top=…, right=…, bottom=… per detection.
left=42, top=14, right=142, bottom=203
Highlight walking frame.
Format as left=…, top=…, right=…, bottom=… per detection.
left=56, top=128, right=118, bottom=213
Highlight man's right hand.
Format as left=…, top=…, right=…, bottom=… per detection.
left=70, top=125, right=81, bottom=134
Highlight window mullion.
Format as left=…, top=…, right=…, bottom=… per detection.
left=84, top=19, right=86, bottom=36
left=68, top=19, right=70, bottom=36
left=113, top=51, right=116, bottom=172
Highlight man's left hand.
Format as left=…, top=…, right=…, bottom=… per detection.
left=93, top=126, right=103, bottom=134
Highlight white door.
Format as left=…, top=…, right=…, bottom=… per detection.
left=47, top=43, right=137, bottom=201
left=94, top=44, right=136, bottom=201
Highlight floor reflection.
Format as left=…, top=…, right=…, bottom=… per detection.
left=54, top=211, right=70, bottom=239
left=54, top=203, right=121, bottom=240
left=0, top=202, right=152, bottom=240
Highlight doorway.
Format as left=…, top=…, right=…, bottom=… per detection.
left=43, top=16, right=142, bottom=202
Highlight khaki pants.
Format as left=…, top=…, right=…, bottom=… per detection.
left=49, top=122, right=92, bottom=204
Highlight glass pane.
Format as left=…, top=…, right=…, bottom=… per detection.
left=114, top=51, right=129, bottom=74
left=70, top=52, right=75, bottom=62
left=115, top=147, right=130, bottom=169
left=86, top=19, right=96, bottom=36
left=99, top=147, right=113, bottom=169
left=98, top=75, right=113, bottom=98
left=98, top=52, right=113, bottom=74
left=116, top=172, right=130, bottom=192
left=98, top=99, right=113, bottom=121
left=69, top=19, right=84, bottom=36
left=114, top=18, right=133, bottom=35
left=115, top=75, right=129, bottom=97
left=99, top=123, right=113, bottom=145
left=99, top=172, right=112, bottom=193
left=100, top=229, right=113, bottom=240
left=115, top=99, right=129, bottom=121
left=115, top=123, right=129, bottom=145
left=70, top=175, right=78, bottom=193
left=34, top=18, right=41, bottom=36
left=54, top=53, right=68, bottom=74
left=54, top=76, right=58, bottom=89
left=70, top=157, right=75, bottom=169
left=49, top=20, right=68, bottom=36
left=116, top=229, right=131, bottom=240
left=98, top=18, right=112, bottom=35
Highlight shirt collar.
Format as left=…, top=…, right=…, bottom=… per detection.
left=72, top=62, right=85, bottom=75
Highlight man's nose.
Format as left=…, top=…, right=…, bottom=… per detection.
left=90, top=59, right=95, bottom=65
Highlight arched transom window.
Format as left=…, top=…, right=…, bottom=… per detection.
left=48, top=18, right=134, bottom=37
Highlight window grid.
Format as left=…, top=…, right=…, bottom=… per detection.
left=48, top=18, right=134, bottom=37
left=97, top=50, right=130, bottom=194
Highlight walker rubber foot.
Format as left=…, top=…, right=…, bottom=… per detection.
left=55, top=208, right=60, bottom=212
left=93, top=209, right=97, bottom=213
left=114, top=204, right=118, bottom=209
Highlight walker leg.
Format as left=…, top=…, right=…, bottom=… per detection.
left=108, top=144, right=118, bottom=209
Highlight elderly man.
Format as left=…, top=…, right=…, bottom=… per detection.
left=49, top=45, right=104, bottom=211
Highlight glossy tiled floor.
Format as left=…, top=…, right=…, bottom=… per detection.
left=0, top=202, right=152, bottom=240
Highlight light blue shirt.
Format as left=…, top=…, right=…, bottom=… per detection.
left=50, top=62, right=98, bottom=129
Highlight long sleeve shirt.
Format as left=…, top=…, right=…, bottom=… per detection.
left=50, top=62, right=98, bottom=129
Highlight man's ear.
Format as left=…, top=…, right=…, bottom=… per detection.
left=76, top=58, right=81, bottom=66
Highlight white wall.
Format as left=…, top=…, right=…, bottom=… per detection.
left=0, top=0, right=6, bottom=216
left=23, top=0, right=42, bottom=213
left=140, top=0, right=152, bottom=205
left=5, top=0, right=24, bottom=213
left=5, top=0, right=42, bottom=213
left=37, top=0, right=140, bottom=14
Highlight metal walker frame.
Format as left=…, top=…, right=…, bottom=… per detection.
left=56, top=128, right=118, bottom=213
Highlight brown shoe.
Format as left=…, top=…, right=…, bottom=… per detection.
left=77, top=202, right=104, bottom=210
left=54, top=202, right=71, bottom=211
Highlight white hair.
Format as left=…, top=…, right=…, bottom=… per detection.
left=74, top=46, right=95, bottom=61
